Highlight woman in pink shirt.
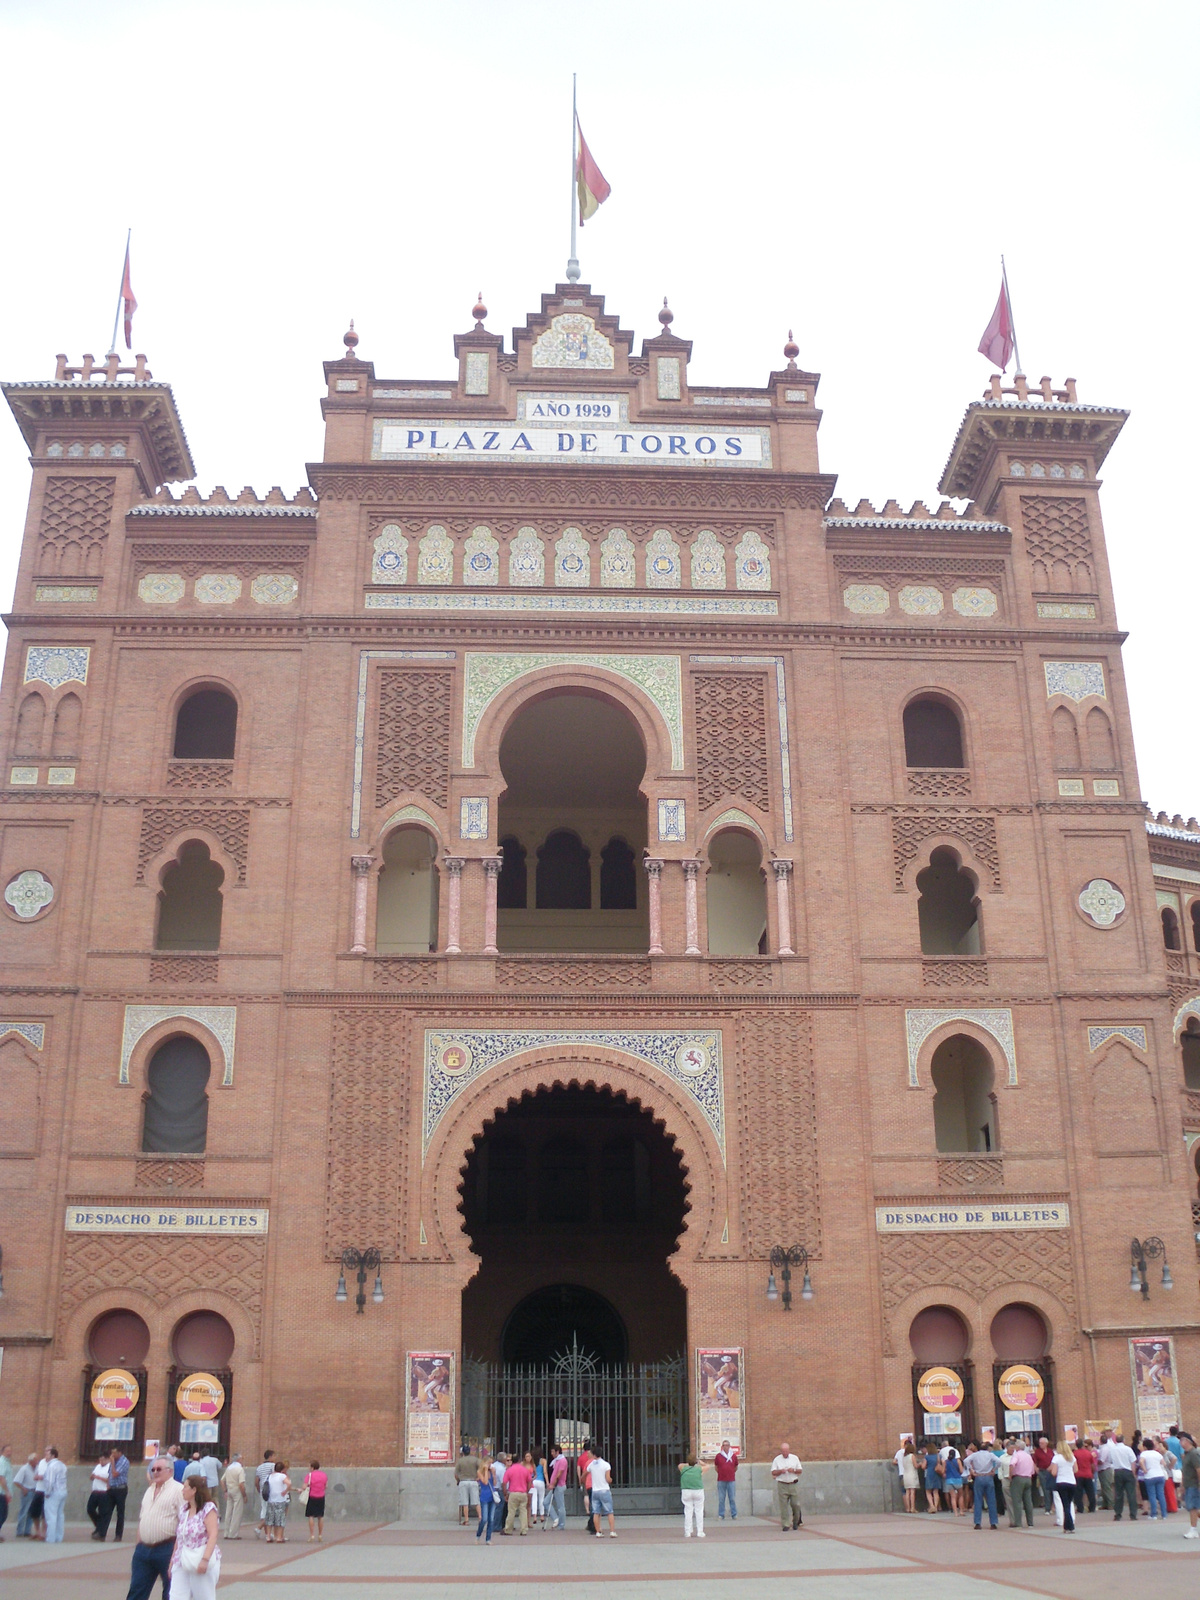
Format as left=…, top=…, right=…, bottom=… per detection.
left=304, top=1461, right=327, bottom=1543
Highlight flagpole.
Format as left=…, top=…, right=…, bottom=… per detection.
left=1001, top=253, right=1023, bottom=376
left=566, top=74, right=580, bottom=283
left=108, top=230, right=131, bottom=357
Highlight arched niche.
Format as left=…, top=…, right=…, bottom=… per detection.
left=376, top=824, right=439, bottom=954
left=706, top=828, right=766, bottom=955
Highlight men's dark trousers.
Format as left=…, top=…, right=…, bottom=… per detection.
left=0, top=1494, right=8, bottom=1536
left=98, top=1486, right=127, bottom=1540
left=87, top=1491, right=108, bottom=1531
left=1112, top=1468, right=1138, bottom=1519
left=125, top=1538, right=173, bottom=1600
left=1076, top=1476, right=1096, bottom=1512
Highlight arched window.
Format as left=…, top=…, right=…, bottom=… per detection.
left=538, top=1136, right=590, bottom=1224
left=1051, top=706, right=1081, bottom=770
left=51, top=692, right=81, bottom=758
left=496, top=836, right=527, bottom=910
left=142, top=1035, right=211, bottom=1153
left=909, top=1305, right=969, bottom=1364
left=1162, top=907, right=1182, bottom=951
left=916, top=848, right=980, bottom=955
left=536, top=830, right=591, bottom=910
left=930, top=1033, right=997, bottom=1153
left=376, top=826, right=439, bottom=953
left=1086, top=707, right=1116, bottom=769
left=156, top=840, right=224, bottom=950
left=1193, top=901, right=1200, bottom=954
left=15, top=692, right=45, bottom=757
left=903, top=698, right=964, bottom=769
left=173, top=688, right=237, bottom=759
left=89, top=1309, right=151, bottom=1367
left=989, top=1303, right=1049, bottom=1361
left=172, top=1310, right=234, bottom=1368
left=600, top=837, right=637, bottom=910
left=706, top=829, right=767, bottom=955
left=1182, top=1019, right=1200, bottom=1092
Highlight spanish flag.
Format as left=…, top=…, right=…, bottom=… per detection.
left=576, top=116, right=611, bottom=225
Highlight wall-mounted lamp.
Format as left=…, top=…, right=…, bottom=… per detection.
left=1130, top=1236, right=1173, bottom=1300
left=336, top=1246, right=383, bottom=1314
left=766, top=1244, right=813, bottom=1311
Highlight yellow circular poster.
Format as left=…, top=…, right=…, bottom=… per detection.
left=176, top=1372, right=226, bottom=1421
left=916, top=1366, right=965, bottom=1412
left=997, top=1365, right=1044, bottom=1410
left=91, top=1368, right=140, bottom=1418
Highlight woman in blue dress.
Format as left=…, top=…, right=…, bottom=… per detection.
left=942, top=1446, right=964, bottom=1513
left=923, top=1443, right=942, bottom=1513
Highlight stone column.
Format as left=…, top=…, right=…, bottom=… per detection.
left=771, top=859, right=795, bottom=956
left=682, top=860, right=701, bottom=956
left=444, top=857, right=465, bottom=955
left=350, top=855, right=374, bottom=954
left=645, top=857, right=664, bottom=956
left=482, top=855, right=503, bottom=956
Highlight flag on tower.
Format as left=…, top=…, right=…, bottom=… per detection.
left=575, top=116, right=611, bottom=224
left=977, top=277, right=1014, bottom=371
left=120, top=239, right=137, bottom=349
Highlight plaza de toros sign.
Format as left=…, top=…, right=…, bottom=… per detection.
left=875, top=1202, right=1069, bottom=1234
left=372, top=418, right=771, bottom=467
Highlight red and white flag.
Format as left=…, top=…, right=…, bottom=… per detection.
left=978, top=279, right=1014, bottom=371
left=120, top=240, right=138, bottom=349
left=575, top=116, right=611, bottom=225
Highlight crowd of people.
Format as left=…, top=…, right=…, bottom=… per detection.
left=895, top=1425, right=1200, bottom=1534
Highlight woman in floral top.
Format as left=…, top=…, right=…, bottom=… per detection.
left=170, top=1473, right=221, bottom=1597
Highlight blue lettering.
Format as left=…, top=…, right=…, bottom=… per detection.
left=511, top=432, right=533, bottom=452
left=724, top=436, right=742, bottom=457
left=580, top=432, right=597, bottom=453
left=406, top=430, right=424, bottom=449
left=429, top=430, right=446, bottom=449
left=453, top=432, right=475, bottom=450
left=615, top=434, right=634, bottom=453
left=668, top=435, right=688, bottom=455
left=640, top=434, right=663, bottom=453
left=482, top=431, right=500, bottom=450
left=557, top=433, right=575, bottom=452
left=966, top=1211, right=982, bottom=1222
left=695, top=435, right=716, bottom=455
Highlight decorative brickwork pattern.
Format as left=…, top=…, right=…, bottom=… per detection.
left=134, top=1157, right=205, bottom=1190
left=149, top=956, right=219, bottom=985
left=907, top=769, right=971, bottom=798
left=57, top=1232, right=265, bottom=1354
left=878, top=1227, right=1076, bottom=1355
left=937, top=1157, right=1003, bottom=1189
left=1020, top=496, right=1095, bottom=592
left=324, top=1010, right=407, bottom=1260
left=371, top=958, right=440, bottom=989
left=737, top=1011, right=819, bottom=1256
left=694, top=673, right=770, bottom=813
left=375, top=669, right=452, bottom=809
left=37, top=476, right=114, bottom=575
left=131, top=541, right=310, bottom=570
left=1181, top=1093, right=1200, bottom=1128
left=892, top=810, right=1000, bottom=890
left=493, top=959, right=653, bottom=989
left=165, top=762, right=234, bottom=791
left=138, top=805, right=249, bottom=882
left=922, top=959, right=988, bottom=988
left=709, top=960, right=773, bottom=990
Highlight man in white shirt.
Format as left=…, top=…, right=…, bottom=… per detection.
left=1108, top=1434, right=1138, bottom=1520
left=222, top=1454, right=247, bottom=1539
left=14, top=1454, right=38, bottom=1538
left=197, top=1452, right=222, bottom=1493
left=771, top=1441, right=804, bottom=1530
left=42, top=1448, right=69, bottom=1544
left=128, top=1456, right=185, bottom=1600
left=586, top=1452, right=616, bottom=1537
left=1096, top=1431, right=1115, bottom=1510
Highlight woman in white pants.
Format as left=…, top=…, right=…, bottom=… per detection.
left=679, top=1454, right=706, bottom=1538
left=530, top=1453, right=547, bottom=1524
left=170, top=1474, right=221, bottom=1598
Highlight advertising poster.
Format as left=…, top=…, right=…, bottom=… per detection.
left=91, top=1368, right=140, bottom=1419
left=1129, top=1336, right=1180, bottom=1434
left=916, top=1366, right=965, bottom=1434
left=176, top=1372, right=225, bottom=1422
left=1085, top=1418, right=1121, bottom=1440
left=405, top=1352, right=454, bottom=1464
left=696, top=1348, right=743, bottom=1460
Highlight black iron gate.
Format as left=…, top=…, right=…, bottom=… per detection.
left=461, top=1342, right=687, bottom=1515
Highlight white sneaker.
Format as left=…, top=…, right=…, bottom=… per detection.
left=609, top=1531, right=617, bottom=1538
left=697, top=1531, right=706, bottom=1538
left=1184, top=1528, right=1198, bottom=1539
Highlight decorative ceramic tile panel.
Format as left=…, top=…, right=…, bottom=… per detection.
left=195, top=574, right=242, bottom=604
left=554, top=527, right=591, bottom=587
left=459, top=797, right=489, bottom=840
left=843, top=584, right=890, bottom=615
left=250, top=573, right=298, bottom=605
left=600, top=528, right=636, bottom=587
left=645, top=528, right=681, bottom=588
left=1058, top=779, right=1085, bottom=796
left=1078, top=878, right=1125, bottom=926
left=350, top=650, right=458, bottom=838
left=530, top=314, right=615, bottom=369
left=382, top=803, right=441, bottom=837
left=1174, top=998, right=1200, bottom=1039
left=423, top=1027, right=724, bottom=1157
left=704, top=807, right=765, bottom=840
left=658, top=799, right=686, bottom=841
left=1088, top=1024, right=1147, bottom=1053
left=734, top=530, right=771, bottom=590
left=138, top=574, right=185, bottom=604
left=689, top=530, right=726, bottom=590
left=463, top=526, right=499, bottom=586
left=0, top=1022, right=45, bottom=1050
left=4, top=869, right=54, bottom=919
left=657, top=357, right=681, bottom=399
left=417, top=526, right=454, bottom=585
left=25, top=646, right=89, bottom=688
left=36, top=585, right=98, bottom=603
left=508, top=526, right=545, bottom=586
left=463, top=652, right=684, bottom=769
left=1092, top=778, right=1120, bottom=797
left=464, top=351, right=490, bottom=395
left=119, top=1004, right=237, bottom=1087
left=899, top=585, right=944, bottom=616
left=952, top=587, right=998, bottom=617
left=47, top=767, right=76, bottom=785
left=905, top=1007, right=1017, bottom=1089
left=1037, top=602, right=1096, bottom=620
left=372, top=524, right=409, bottom=584
left=366, top=592, right=778, bottom=617
left=9, top=767, right=38, bottom=785
left=1045, top=662, right=1106, bottom=701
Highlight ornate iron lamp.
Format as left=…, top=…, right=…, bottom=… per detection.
left=1130, top=1237, right=1173, bottom=1300
left=336, top=1247, right=383, bottom=1313
left=765, top=1245, right=813, bottom=1311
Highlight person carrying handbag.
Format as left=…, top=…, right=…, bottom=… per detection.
left=171, top=1474, right=221, bottom=1598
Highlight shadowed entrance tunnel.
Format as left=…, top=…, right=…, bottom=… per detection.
left=459, top=1084, right=689, bottom=1365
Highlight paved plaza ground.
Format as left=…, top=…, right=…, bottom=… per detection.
left=3, top=1507, right=1199, bottom=1600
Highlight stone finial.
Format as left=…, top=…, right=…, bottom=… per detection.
left=343, top=319, right=359, bottom=356
left=783, top=329, right=799, bottom=368
left=658, top=296, right=674, bottom=329
left=472, top=291, right=488, bottom=328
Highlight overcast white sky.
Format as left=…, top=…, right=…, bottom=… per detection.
left=1, top=1, right=1196, bottom=809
